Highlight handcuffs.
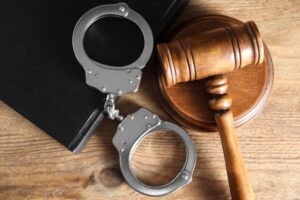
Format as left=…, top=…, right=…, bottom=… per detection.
left=72, top=3, right=196, bottom=196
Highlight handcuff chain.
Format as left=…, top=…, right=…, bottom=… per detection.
left=104, top=93, right=124, bottom=122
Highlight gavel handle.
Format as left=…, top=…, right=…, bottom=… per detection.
left=206, top=74, right=255, bottom=200
left=216, top=111, right=255, bottom=200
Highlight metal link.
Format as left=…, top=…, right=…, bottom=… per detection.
left=104, top=93, right=124, bottom=122
left=73, top=3, right=196, bottom=197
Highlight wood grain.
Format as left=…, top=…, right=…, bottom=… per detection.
left=155, top=17, right=272, bottom=132
left=157, top=19, right=265, bottom=199
left=157, top=21, right=264, bottom=87
left=206, top=74, right=254, bottom=200
left=1, top=0, right=300, bottom=199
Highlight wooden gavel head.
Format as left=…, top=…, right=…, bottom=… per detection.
left=156, top=20, right=267, bottom=200
left=157, top=21, right=264, bottom=87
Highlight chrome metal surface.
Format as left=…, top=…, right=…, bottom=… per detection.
left=104, top=94, right=124, bottom=122
left=113, top=108, right=197, bottom=196
left=72, top=3, right=153, bottom=96
left=72, top=3, right=196, bottom=197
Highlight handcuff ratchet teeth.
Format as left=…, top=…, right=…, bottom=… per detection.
left=72, top=3, right=196, bottom=196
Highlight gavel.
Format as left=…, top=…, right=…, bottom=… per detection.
left=157, top=21, right=264, bottom=200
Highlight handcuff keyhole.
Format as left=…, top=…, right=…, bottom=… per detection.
left=130, top=130, right=187, bottom=186
left=84, top=17, right=144, bottom=67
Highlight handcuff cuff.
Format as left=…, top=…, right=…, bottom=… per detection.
left=72, top=3, right=196, bottom=196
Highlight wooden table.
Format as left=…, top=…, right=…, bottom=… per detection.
left=1, top=0, right=299, bottom=199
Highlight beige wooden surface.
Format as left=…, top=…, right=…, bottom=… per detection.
left=1, top=0, right=300, bottom=199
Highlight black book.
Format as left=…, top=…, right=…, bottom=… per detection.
left=0, top=0, right=187, bottom=152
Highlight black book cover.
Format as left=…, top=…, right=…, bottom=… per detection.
left=0, top=0, right=187, bottom=152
